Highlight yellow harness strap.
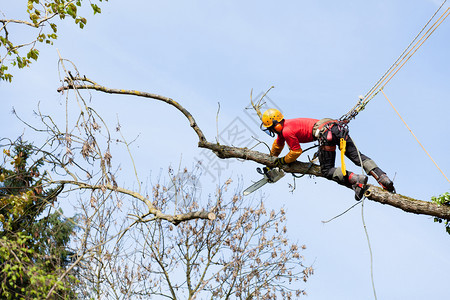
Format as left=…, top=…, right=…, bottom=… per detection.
left=340, top=138, right=347, bottom=176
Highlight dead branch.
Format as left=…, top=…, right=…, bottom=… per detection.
left=249, top=86, right=274, bottom=120
left=57, top=180, right=215, bottom=225
left=58, top=77, right=450, bottom=221
left=57, top=77, right=206, bottom=142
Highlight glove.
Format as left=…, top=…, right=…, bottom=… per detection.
left=274, top=156, right=286, bottom=168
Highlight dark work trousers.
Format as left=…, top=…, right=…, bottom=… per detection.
left=318, top=125, right=371, bottom=184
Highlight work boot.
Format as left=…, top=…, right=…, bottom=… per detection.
left=352, top=183, right=368, bottom=201
left=377, top=174, right=395, bottom=193
left=348, top=173, right=368, bottom=200
left=369, top=168, right=396, bottom=193
left=348, top=173, right=368, bottom=186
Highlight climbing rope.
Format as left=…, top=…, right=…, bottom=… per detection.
left=353, top=138, right=378, bottom=300
left=321, top=138, right=378, bottom=300
left=381, top=89, right=450, bottom=183
left=291, top=144, right=319, bottom=178
left=340, top=0, right=450, bottom=122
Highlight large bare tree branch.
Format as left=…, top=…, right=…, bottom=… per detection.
left=199, top=142, right=450, bottom=219
left=57, top=180, right=215, bottom=225
left=57, top=77, right=450, bottom=221
left=57, top=77, right=207, bottom=142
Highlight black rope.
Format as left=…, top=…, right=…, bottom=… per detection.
left=291, top=144, right=319, bottom=178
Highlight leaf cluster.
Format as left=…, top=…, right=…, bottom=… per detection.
left=0, top=232, right=77, bottom=299
left=432, top=192, right=450, bottom=235
left=0, top=0, right=108, bottom=82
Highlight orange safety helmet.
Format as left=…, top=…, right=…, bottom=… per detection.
left=261, top=108, right=284, bottom=136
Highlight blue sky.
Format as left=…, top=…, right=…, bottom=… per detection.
left=2, top=1, right=450, bottom=299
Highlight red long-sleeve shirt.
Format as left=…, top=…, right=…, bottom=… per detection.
left=271, top=118, right=318, bottom=162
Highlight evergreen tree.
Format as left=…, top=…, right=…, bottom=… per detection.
left=0, top=140, right=77, bottom=299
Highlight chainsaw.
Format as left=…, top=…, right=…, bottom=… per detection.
left=243, top=167, right=285, bottom=196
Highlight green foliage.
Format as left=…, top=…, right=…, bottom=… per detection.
left=91, top=3, right=102, bottom=14
left=0, top=233, right=76, bottom=299
left=0, top=0, right=108, bottom=81
left=0, top=141, right=78, bottom=298
left=431, top=192, right=450, bottom=235
left=431, top=192, right=450, bottom=206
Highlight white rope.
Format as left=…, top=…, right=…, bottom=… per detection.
left=341, top=0, right=450, bottom=121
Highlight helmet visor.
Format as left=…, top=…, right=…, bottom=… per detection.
left=260, top=123, right=275, bottom=137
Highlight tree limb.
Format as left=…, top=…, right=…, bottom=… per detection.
left=57, top=77, right=450, bottom=221
left=0, top=19, right=37, bottom=28
left=198, top=142, right=450, bottom=220
left=57, top=180, right=215, bottom=225
left=57, top=77, right=207, bottom=142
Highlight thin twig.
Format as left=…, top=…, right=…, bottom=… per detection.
left=216, top=102, right=221, bottom=144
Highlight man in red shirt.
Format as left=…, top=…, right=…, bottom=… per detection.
left=261, top=108, right=395, bottom=198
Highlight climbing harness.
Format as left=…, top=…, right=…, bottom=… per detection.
left=315, top=120, right=350, bottom=176
left=291, top=119, right=351, bottom=179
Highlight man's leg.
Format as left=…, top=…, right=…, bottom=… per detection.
left=318, top=145, right=338, bottom=180
left=343, top=137, right=371, bottom=167
left=318, top=144, right=366, bottom=185
left=344, top=137, right=395, bottom=192
left=318, top=143, right=368, bottom=200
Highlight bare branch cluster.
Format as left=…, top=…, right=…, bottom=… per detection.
left=12, top=58, right=215, bottom=226
left=249, top=86, right=275, bottom=120
left=76, top=172, right=311, bottom=299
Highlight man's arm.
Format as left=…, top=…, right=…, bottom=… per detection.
left=270, top=139, right=285, bottom=157
left=271, top=131, right=303, bottom=166
left=284, top=148, right=303, bottom=163
left=280, top=134, right=302, bottom=164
